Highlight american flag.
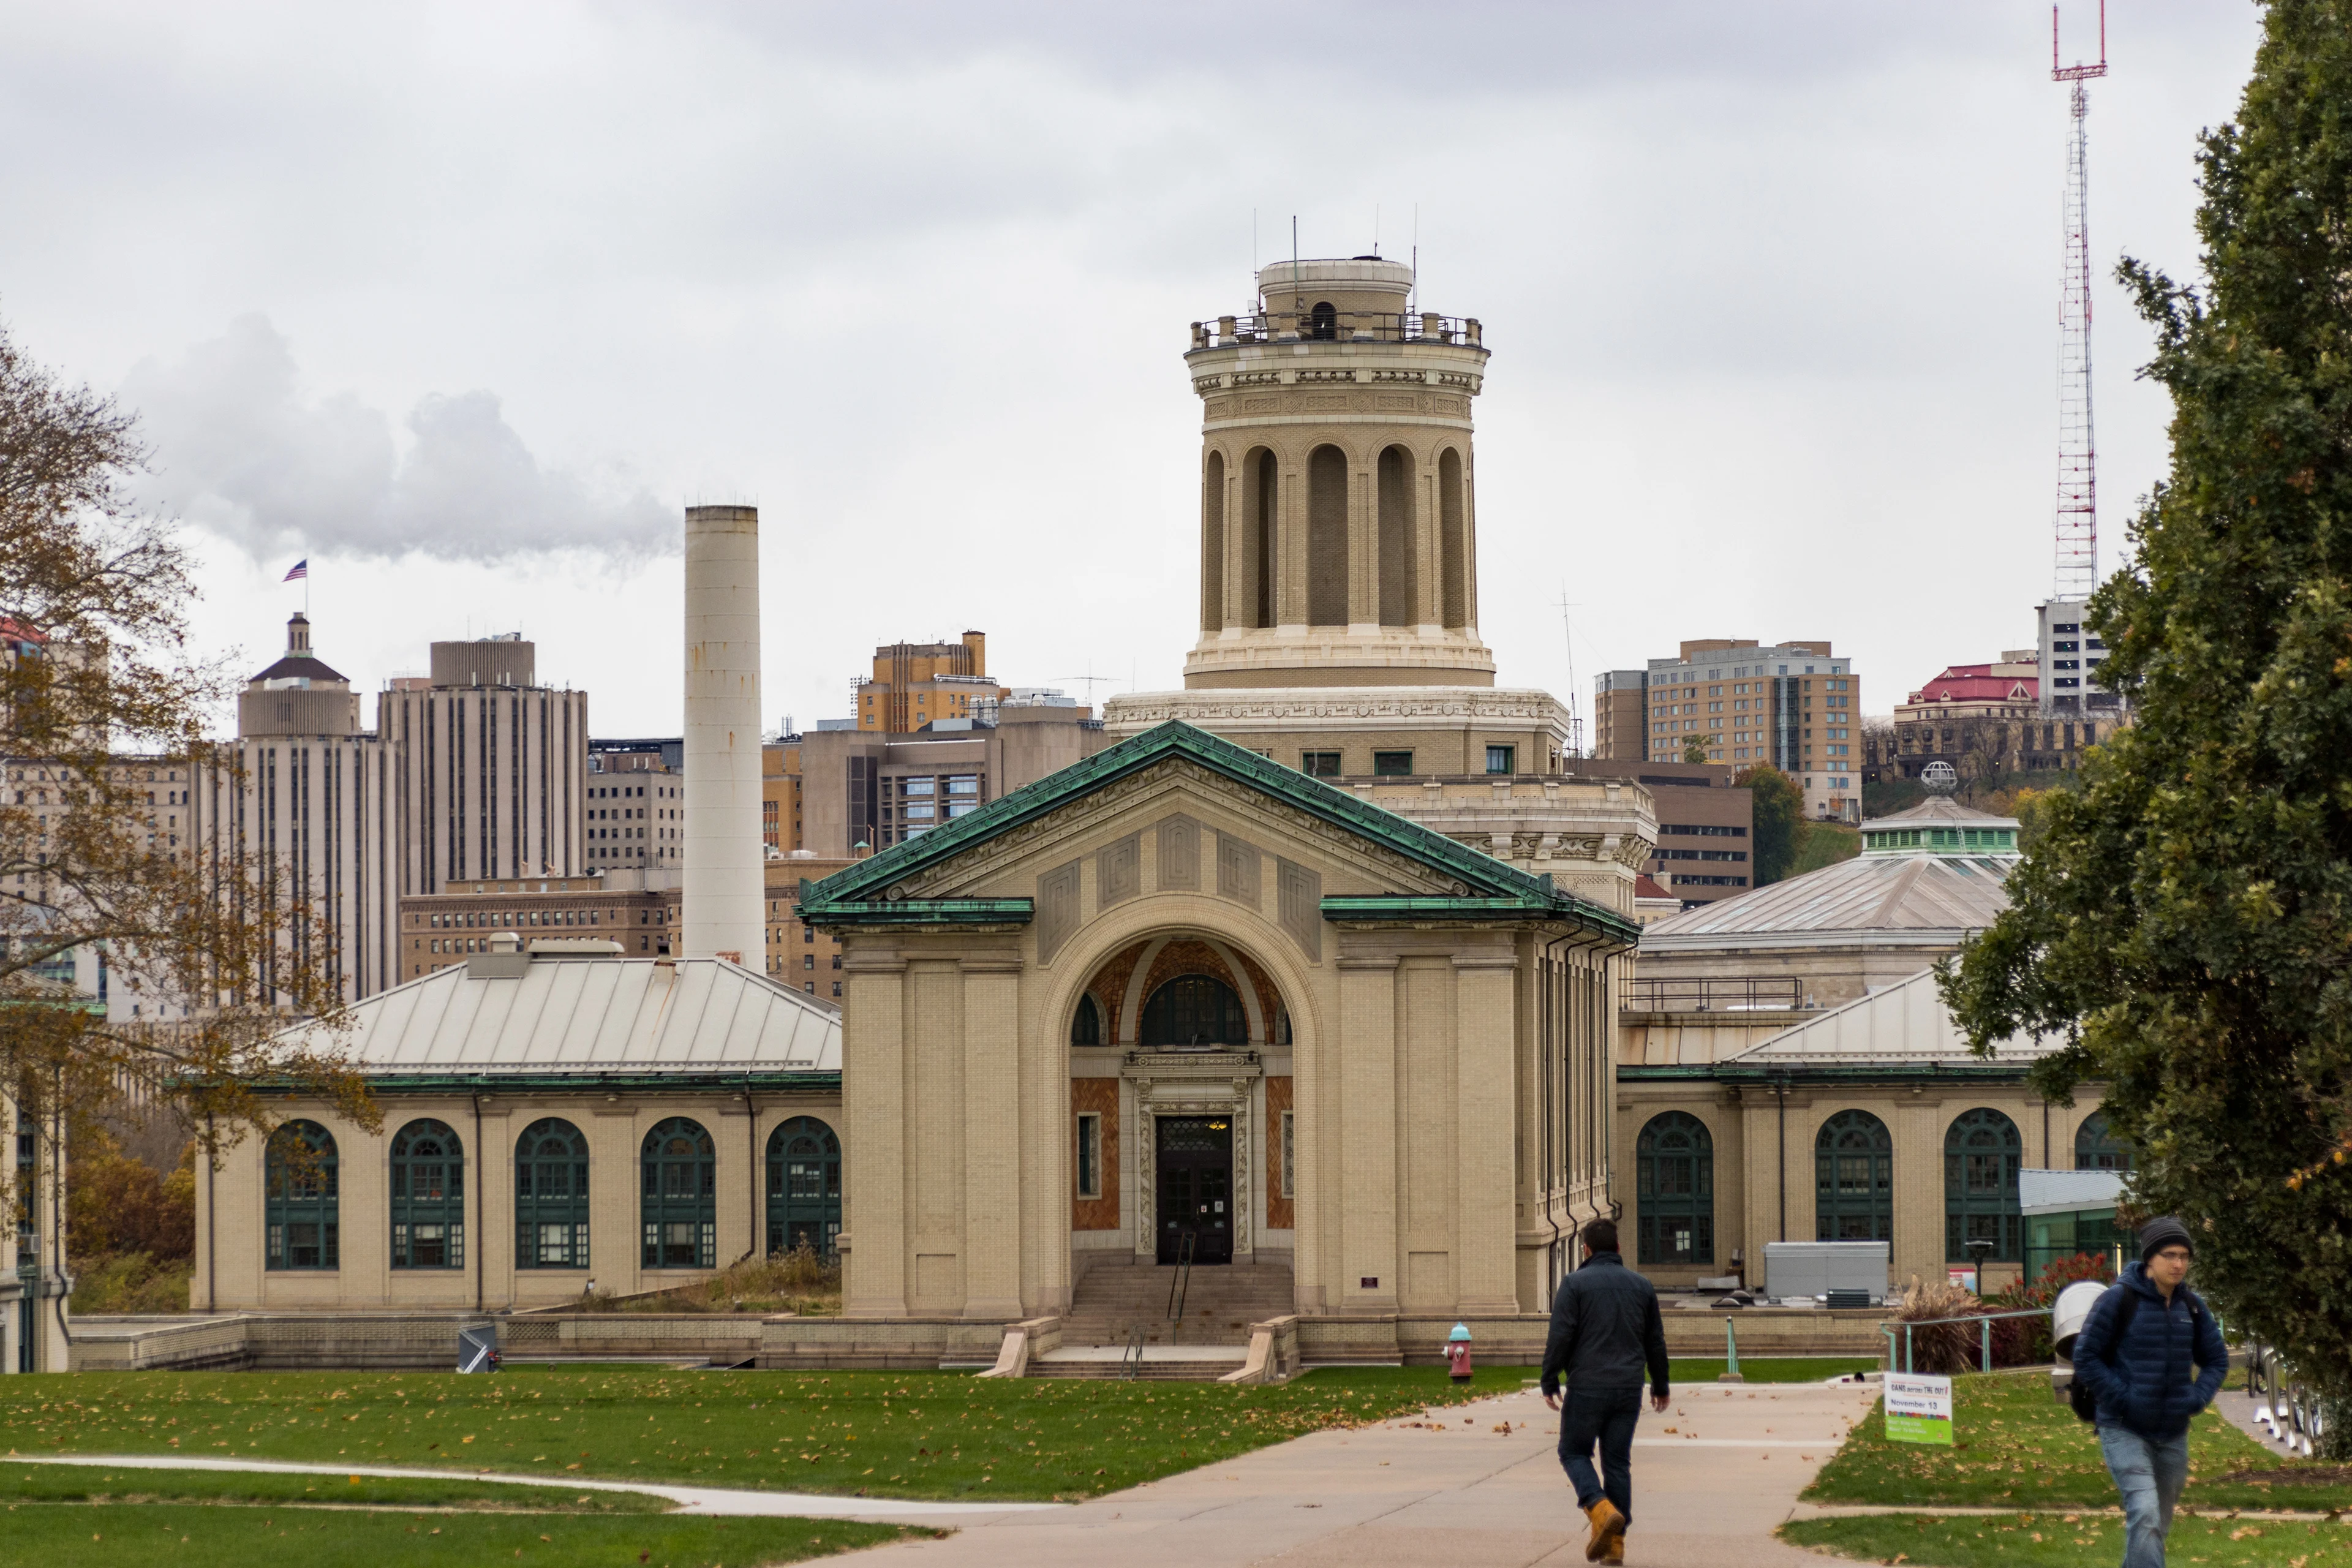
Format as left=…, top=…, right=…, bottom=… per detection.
left=282, top=559, right=308, bottom=582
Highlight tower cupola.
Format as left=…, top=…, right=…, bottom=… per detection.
left=1182, top=257, right=1493, bottom=690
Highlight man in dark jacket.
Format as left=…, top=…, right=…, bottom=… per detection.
left=1540, top=1219, right=1670, bottom=1564
left=2071, top=1216, right=2228, bottom=1568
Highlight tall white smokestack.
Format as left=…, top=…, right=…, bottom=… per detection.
left=682, top=504, right=764, bottom=964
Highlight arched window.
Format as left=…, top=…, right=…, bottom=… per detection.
left=1140, top=974, right=1248, bottom=1048
left=1815, top=1109, right=1892, bottom=1242
left=1438, top=448, right=1468, bottom=628
left=1636, top=1112, right=1713, bottom=1265
left=766, top=1116, right=842, bottom=1259
left=1945, top=1108, right=2022, bottom=1262
left=514, top=1117, right=589, bottom=1269
left=1308, top=300, right=1337, bottom=340
left=1202, top=451, right=1226, bottom=632
left=1306, top=445, right=1349, bottom=627
left=1071, top=992, right=1102, bottom=1047
left=641, top=1117, right=715, bottom=1268
left=2075, top=1110, right=2134, bottom=1170
left=265, top=1120, right=339, bottom=1271
left=1377, top=445, right=1417, bottom=627
left=390, top=1118, right=464, bottom=1270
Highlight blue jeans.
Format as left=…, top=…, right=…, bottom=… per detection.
left=2099, top=1425, right=2189, bottom=1568
left=1558, top=1385, right=1644, bottom=1528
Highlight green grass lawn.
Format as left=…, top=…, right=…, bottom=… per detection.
left=1783, top=1512, right=2352, bottom=1566
left=0, top=1364, right=1529, bottom=1502
left=1804, top=1369, right=2352, bottom=1513
left=1667, top=1357, right=1879, bottom=1385
left=0, top=1502, right=922, bottom=1567
left=1, top=1462, right=668, bottom=1510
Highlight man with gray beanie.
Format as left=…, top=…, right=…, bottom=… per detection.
left=2070, top=1216, right=2228, bottom=1566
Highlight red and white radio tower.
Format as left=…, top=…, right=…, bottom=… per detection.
left=2051, top=1, right=2108, bottom=600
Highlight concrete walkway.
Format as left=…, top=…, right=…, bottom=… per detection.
left=0, top=1452, right=1056, bottom=1522
left=846, top=1380, right=1878, bottom=1566
left=9, top=1382, right=1878, bottom=1561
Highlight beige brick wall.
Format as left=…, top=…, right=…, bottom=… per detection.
left=1616, top=1079, right=2110, bottom=1294
left=198, top=1091, right=842, bottom=1312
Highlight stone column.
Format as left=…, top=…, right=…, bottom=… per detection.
left=843, top=952, right=910, bottom=1317
left=960, top=956, right=1024, bottom=1319
left=591, top=1106, right=641, bottom=1295
left=1337, top=954, right=1399, bottom=1313
left=1417, top=458, right=1442, bottom=630
left=1278, top=461, right=1309, bottom=629
left=1347, top=456, right=1376, bottom=630
left=1454, top=952, right=1520, bottom=1314
left=1223, top=459, right=1250, bottom=633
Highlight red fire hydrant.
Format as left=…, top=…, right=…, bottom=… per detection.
left=1445, top=1322, right=1473, bottom=1382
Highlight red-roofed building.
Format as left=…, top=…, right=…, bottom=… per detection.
left=1869, top=650, right=2120, bottom=783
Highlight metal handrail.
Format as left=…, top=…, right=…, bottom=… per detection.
left=1167, top=1231, right=1196, bottom=1343
left=1882, top=1306, right=2054, bottom=1376
left=1121, top=1324, right=1145, bottom=1381
left=2246, top=1338, right=2328, bottom=1458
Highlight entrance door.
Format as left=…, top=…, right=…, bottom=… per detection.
left=1155, top=1115, right=1234, bottom=1265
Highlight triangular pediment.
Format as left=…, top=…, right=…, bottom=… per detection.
left=799, top=722, right=1633, bottom=943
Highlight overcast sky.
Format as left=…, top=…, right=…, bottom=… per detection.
left=0, top=1, right=2266, bottom=737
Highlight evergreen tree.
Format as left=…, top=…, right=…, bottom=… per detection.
left=1945, top=0, right=2352, bottom=1409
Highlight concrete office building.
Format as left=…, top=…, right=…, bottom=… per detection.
left=185, top=614, right=402, bottom=1001
left=2037, top=597, right=2121, bottom=717
left=398, top=874, right=672, bottom=981
left=377, top=635, right=589, bottom=897
left=793, top=698, right=1109, bottom=858
left=585, top=738, right=684, bottom=877
left=1565, top=758, right=1754, bottom=908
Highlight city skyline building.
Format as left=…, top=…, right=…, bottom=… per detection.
left=1597, top=639, right=1861, bottom=823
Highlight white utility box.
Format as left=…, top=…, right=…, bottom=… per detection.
left=1765, top=1241, right=1890, bottom=1303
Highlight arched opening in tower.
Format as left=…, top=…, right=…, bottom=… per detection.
left=1439, top=447, right=1468, bottom=630
left=1378, top=444, right=1417, bottom=627
left=1308, top=300, right=1337, bottom=341
left=1245, top=448, right=1277, bottom=629
left=1307, top=445, right=1349, bottom=627
left=1202, top=450, right=1226, bottom=632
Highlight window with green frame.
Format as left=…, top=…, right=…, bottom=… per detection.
left=2075, top=1110, right=2134, bottom=1170
left=265, top=1120, right=339, bottom=1270
left=642, top=1117, right=715, bottom=1268
left=766, top=1116, right=842, bottom=1259
left=1815, top=1109, right=1892, bottom=1241
left=1635, top=1111, right=1713, bottom=1265
left=1945, top=1107, right=2021, bottom=1262
left=390, top=1119, right=464, bottom=1269
left=514, top=1117, right=589, bottom=1268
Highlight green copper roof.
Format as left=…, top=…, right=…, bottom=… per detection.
left=801, top=720, right=1638, bottom=946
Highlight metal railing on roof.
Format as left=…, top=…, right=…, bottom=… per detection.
left=1621, top=976, right=1806, bottom=1014
left=1189, top=311, right=1481, bottom=350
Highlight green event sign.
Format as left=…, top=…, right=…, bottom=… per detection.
left=1883, top=1373, right=1955, bottom=1446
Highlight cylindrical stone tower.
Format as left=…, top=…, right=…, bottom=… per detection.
left=681, top=503, right=764, bottom=964
left=1182, top=257, right=1494, bottom=689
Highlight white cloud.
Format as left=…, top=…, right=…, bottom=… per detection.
left=124, top=315, right=674, bottom=565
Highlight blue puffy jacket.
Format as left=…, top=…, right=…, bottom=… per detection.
left=2070, top=1261, right=2226, bottom=1441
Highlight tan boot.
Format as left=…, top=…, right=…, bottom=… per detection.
left=1583, top=1498, right=1626, bottom=1562
left=1599, top=1530, right=1626, bottom=1565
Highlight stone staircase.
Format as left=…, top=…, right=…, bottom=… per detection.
left=1057, top=1257, right=1295, bottom=1349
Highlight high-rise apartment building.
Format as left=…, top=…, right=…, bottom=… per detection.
left=853, top=632, right=1006, bottom=733
left=1591, top=669, right=1649, bottom=762
left=1605, top=639, right=1861, bottom=823
left=377, top=635, right=589, bottom=896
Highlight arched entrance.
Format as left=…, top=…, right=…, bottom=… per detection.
left=1067, top=932, right=1290, bottom=1269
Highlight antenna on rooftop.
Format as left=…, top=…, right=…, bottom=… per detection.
left=1558, top=584, right=1584, bottom=760
left=2051, top=0, right=2108, bottom=600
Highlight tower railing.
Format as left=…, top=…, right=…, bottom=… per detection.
left=1189, top=311, right=1480, bottom=350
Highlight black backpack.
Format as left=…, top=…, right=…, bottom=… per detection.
left=2068, top=1283, right=2203, bottom=1422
